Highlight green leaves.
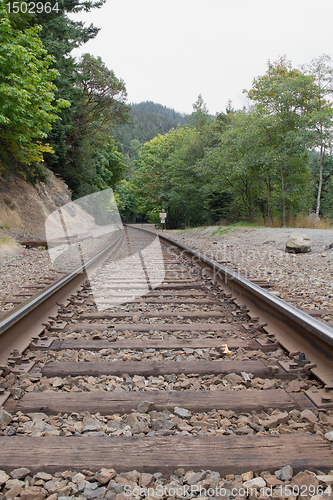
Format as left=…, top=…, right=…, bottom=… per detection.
left=245, top=56, right=318, bottom=224
left=134, top=126, right=211, bottom=228
left=0, top=0, right=129, bottom=197
left=73, top=53, right=130, bottom=140
left=0, top=3, right=70, bottom=171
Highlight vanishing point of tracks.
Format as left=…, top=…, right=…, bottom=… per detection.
left=0, top=225, right=333, bottom=498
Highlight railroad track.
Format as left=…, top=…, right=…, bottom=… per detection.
left=0, top=225, right=333, bottom=499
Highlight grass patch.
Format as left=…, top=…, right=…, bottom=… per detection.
left=230, top=221, right=261, bottom=229
left=284, top=214, right=333, bottom=229
left=0, top=237, right=11, bottom=244
left=211, top=227, right=230, bottom=236
left=0, top=236, right=19, bottom=247
left=211, top=221, right=261, bottom=236
left=0, top=223, right=10, bottom=229
left=214, top=216, right=333, bottom=230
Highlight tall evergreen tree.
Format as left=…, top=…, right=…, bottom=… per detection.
left=188, top=94, right=211, bottom=131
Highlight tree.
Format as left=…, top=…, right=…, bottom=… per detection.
left=72, top=54, right=130, bottom=140
left=23, top=0, right=131, bottom=195
left=31, top=0, right=106, bottom=161
left=246, top=57, right=318, bottom=225
left=195, top=111, right=269, bottom=219
left=309, top=151, right=333, bottom=219
left=115, top=179, right=141, bottom=222
left=188, top=94, right=211, bottom=131
left=94, top=140, right=127, bottom=190
left=112, top=102, right=189, bottom=162
left=135, top=126, right=209, bottom=228
left=43, top=53, right=130, bottom=197
left=0, top=1, right=69, bottom=176
left=303, top=55, right=333, bottom=219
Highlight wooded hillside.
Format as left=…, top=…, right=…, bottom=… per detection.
left=112, top=102, right=189, bottom=160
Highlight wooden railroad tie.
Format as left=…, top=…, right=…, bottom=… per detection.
left=0, top=434, right=331, bottom=474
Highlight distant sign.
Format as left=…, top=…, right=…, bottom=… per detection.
left=159, top=212, right=167, bottom=222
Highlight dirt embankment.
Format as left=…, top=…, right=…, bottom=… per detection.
left=0, top=170, right=71, bottom=242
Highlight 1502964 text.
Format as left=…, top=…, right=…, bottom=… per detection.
left=6, top=1, right=59, bottom=14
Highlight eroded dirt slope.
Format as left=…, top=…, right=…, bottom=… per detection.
left=0, top=170, right=71, bottom=242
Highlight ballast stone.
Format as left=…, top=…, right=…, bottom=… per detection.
left=243, top=477, right=266, bottom=489
left=324, top=430, right=333, bottom=441
left=291, top=471, right=319, bottom=500
left=10, top=467, right=31, bottom=479
left=174, top=407, right=191, bottom=418
left=275, top=465, right=293, bottom=481
left=0, top=408, right=12, bottom=426
left=0, top=470, right=10, bottom=486
left=285, top=233, right=311, bottom=253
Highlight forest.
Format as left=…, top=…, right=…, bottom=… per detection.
left=1, top=0, right=333, bottom=229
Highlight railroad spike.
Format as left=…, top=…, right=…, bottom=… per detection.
left=0, top=365, right=11, bottom=377
left=303, top=363, right=317, bottom=375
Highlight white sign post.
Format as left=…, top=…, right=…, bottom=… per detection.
left=159, top=210, right=167, bottom=231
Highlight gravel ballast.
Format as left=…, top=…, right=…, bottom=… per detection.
left=162, top=226, right=333, bottom=317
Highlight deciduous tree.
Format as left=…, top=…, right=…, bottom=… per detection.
left=246, top=57, right=317, bottom=225
left=0, top=1, right=69, bottom=176
left=303, top=54, right=333, bottom=219
left=135, top=126, right=208, bottom=228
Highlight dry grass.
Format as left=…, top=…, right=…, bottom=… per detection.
left=0, top=236, right=20, bottom=258
left=290, top=214, right=333, bottom=229
left=253, top=213, right=333, bottom=229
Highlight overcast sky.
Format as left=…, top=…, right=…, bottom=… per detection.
left=70, top=0, right=333, bottom=115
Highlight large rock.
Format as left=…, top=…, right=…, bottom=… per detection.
left=285, top=233, right=311, bottom=253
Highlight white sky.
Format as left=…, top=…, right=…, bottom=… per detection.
left=70, top=0, right=333, bottom=115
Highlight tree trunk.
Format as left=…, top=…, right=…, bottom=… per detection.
left=280, top=164, right=286, bottom=227
left=316, top=144, right=325, bottom=220
left=266, top=176, right=273, bottom=224
left=266, top=178, right=270, bottom=221
left=167, top=207, right=171, bottom=229
left=246, top=183, right=253, bottom=219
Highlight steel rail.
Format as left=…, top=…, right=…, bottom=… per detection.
left=0, top=227, right=124, bottom=364
left=125, top=224, right=333, bottom=389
